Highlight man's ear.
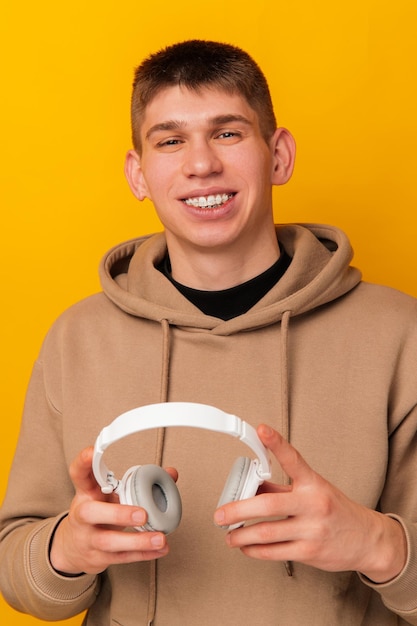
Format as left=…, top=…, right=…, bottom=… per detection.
left=124, top=149, right=150, bottom=201
left=270, top=128, right=296, bottom=186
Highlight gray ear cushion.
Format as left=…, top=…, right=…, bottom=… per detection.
left=130, top=464, right=182, bottom=534
left=217, top=456, right=253, bottom=508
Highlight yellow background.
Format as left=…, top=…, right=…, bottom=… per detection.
left=1, top=0, right=416, bottom=623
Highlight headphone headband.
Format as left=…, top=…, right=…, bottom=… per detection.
left=93, top=402, right=271, bottom=494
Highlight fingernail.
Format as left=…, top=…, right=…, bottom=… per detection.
left=151, top=535, right=165, bottom=548
left=81, top=448, right=91, bottom=462
left=261, top=424, right=273, bottom=437
left=132, top=510, right=146, bottom=524
left=214, top=509, right=225, bottom=526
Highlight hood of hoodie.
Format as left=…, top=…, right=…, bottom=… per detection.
left=99, top=224, right=361, bottom=335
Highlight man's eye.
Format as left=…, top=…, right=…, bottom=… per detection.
left=216, top=131, right=241, bottom=140
left=158, top=138, right=182, bottom=147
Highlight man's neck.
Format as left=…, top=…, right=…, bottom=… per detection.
left=158, top=248, right=291, bottom=320
left=165, top=235, right=281, bottom=291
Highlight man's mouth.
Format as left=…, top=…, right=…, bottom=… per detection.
left=183, top=193, right=234, bottom=209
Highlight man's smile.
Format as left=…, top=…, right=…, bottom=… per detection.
left=182, top=193, right=235, bottom=209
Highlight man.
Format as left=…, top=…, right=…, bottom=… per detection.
left=1, top=39, right=416, bottom=625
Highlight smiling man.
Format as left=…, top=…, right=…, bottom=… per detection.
left=1, top=40, right=417, bottom=626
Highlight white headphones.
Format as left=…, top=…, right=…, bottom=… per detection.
left=93, top=402, right=271, bottom=534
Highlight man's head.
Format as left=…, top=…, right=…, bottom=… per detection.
left=125, top=40, right=296, bottom=284
left=131, top=40, right=277, bottom=154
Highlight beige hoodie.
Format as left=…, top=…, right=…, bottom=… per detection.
left=1, top=224, right=417, bottom=625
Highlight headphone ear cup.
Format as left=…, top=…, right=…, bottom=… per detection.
left=216, top=457, right=260, bottom=531
left=217, top=456, right=253, bottom=508
left=120, top=464, right=182, bottom=534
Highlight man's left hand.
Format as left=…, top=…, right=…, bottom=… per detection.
left=214, top=424, right=407, bottom=583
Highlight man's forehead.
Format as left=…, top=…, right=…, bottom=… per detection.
left=141, top=85, right=258, bottom=133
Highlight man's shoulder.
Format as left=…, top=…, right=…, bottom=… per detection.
left=355, top=281, right=416, bottom=307
left=56, top=291, right=113, bottom=324
left=348, top=281, right=417, bottom=327
left=41, top=291, right=125, bottom=351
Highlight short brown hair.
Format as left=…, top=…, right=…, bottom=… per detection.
left=131, top=40, right=277, bottom=153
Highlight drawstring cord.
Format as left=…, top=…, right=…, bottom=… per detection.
left=280, top=311, right=291, bottom=446
left=147, top=319, right=172, bottom=625
left=280, top=310, right=293, bottom=577
left=159, top=318, right=171, bottom=407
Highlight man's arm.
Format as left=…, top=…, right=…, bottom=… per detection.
left=0, top=358, right=171, bottom=620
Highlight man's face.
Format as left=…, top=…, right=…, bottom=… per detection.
left=126, top=85, right=293, bottom=261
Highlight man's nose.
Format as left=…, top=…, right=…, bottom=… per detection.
left=182, top=140, right=223, bottom=177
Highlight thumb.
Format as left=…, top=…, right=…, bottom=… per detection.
left=69, top=446, right=102, bottom=497
left=257, top=424, right=313, bottom=484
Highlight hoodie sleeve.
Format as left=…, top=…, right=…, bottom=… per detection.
left=359, top=514, right=417, bottom=625
left=358, top=301, right=417, bottom=624
left=0, top=359, right=100, bottom=620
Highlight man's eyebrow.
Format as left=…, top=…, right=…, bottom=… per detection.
left=146, top=121, right=183, bottom=141
left=209, top=114, right=253, bottom=127
left=145, top=114, right=253, bottom=141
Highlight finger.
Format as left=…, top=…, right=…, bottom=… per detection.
left=88, top=537, right=170, bottom=570
left=257, top=481, right=292, bottom=495
left=214, top=492, right=295, bottom=528
left=62, top=530, right=170, bottom=574
left=164, top=467, right=179, bottom=482
left=257, top=425, right=313, bottom=484
left=107, top=546, right=170, bottom=565
left=74, top=500, right=149, bottom=530
left=90, top=526, right=168, bottom=555
left=69, top=446, right=103, bottom=497
left=239, top=540, right=299, bottom=563
left=226, top=517, right=300, bottom=549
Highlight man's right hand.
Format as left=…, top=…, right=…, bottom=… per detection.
left=49, top=447, right=172, bottom=575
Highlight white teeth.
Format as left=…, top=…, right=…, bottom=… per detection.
left=184, top=193, right=232, bottom=208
